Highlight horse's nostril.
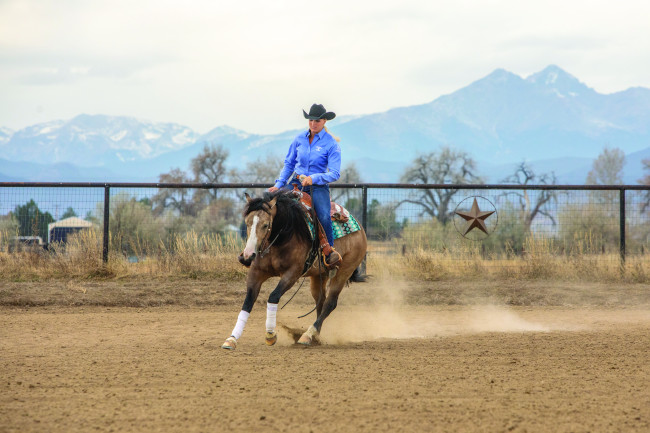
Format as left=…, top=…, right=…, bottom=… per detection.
left=238, top=252, right=255, bottom=268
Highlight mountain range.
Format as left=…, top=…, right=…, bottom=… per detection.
left=1, top=65, right=649, bottom=184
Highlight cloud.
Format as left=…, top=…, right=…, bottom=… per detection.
left=18, top=67, right=76, bottom=86
left=499, top=35, right=609, bottom=52
left=3, top=47, right=177, bottom=86
left=1, top=0, right=650, bottom=134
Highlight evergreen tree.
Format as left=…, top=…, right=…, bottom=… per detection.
left=12, top=199, right=55, bottom=238
left=61, top=207, right=77, bottom=219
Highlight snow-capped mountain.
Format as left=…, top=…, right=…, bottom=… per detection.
left=325, top=65, right=650, bottom=166
left=1, top=65, right=649, bottom=183
left=1, top=114, right=198, bottom=166
left=0, top=127, right=13, bottom=146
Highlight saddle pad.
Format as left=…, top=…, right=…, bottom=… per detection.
left=306, top=219, right=316, bottom=240
left=303, top=214, right=360, bottom=241
left=332, top=214, right=361, bottom=240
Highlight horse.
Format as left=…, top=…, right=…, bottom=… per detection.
left=221, top=189, right=367, bottom=350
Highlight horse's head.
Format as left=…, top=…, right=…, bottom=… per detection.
left=241, top=193, right=278, bottom=262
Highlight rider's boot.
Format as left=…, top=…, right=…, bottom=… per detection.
left=321, top=244, right=342, bottom=270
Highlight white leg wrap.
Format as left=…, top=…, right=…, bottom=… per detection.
left=266, top=303, right=278, bottom=333
left=231, top=310, right=250, bottom=340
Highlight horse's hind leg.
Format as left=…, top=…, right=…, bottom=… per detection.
left=298, top=272, right=346, bottom=345
left=309, top=274, right=329, bottom=317
left=298, top=230, right=367, bottom=346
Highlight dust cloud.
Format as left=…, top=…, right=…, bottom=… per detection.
left=465, top=306, right=550, bottom=333
left=278, top=274, right=557, bottom=345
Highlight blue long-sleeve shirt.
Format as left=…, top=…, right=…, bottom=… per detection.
left=274, top=129, right=341, bottom=188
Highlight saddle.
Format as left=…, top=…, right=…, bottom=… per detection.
left=289, top=187, right=342, bottom=270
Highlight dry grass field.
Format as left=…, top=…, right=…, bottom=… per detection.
left=0, top=230, right=648, bottom=284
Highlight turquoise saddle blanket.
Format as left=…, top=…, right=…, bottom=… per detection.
left=332, top=214, right=361, bottom=239
left=305, top=212, right=361, bottom=240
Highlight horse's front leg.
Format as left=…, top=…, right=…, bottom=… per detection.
left=221, top=271, right=268, bottom=350
left=264, top=269, right=302, bottom=346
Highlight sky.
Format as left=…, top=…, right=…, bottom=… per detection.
left=2, top=0, right=650, bottom=135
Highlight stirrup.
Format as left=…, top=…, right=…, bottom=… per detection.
left=324, top=249, right=342, bottom=270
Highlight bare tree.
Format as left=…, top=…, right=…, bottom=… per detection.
left=639, top=158, right=650, bottom=185
left=228, top=154, right=284, bottom=199
left=399, top=147, right=482, bottom=224
left=586, top=146, right=625, bottom=204
left=586, top=146, right=625, bottom=185
left=501, top=161, right=558, bottom=232
left=191, top=143, right=230, bottom=202
left=151, top=168, right=197, bottom=216
left=332, top=162, right=363, bottom=204
left=229, top=155, right=283, bottom=184
left=639, top=158, right=650, bottom=213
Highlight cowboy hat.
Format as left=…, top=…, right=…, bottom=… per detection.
left=303, top=104, right=336, bottom=121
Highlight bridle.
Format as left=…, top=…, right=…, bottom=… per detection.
left=257, top=223, right=280, bottom=257
left=252, top=201, right=287, bottom=258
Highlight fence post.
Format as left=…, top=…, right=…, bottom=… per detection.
left=361, top=185, right=368, bottom=274
left=103, top=185, right=110, bottom=263
left=619, top=188, right=626, bottom=268
left=361, top=186, right=368, bottom=232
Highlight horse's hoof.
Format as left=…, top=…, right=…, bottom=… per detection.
left=297, top=325, right=319, bottom=346
left=221, top=336, right=237, bottom=350
left=297, top=333, right=312, bottom=345
left=265, top=331, right=277, bottom=346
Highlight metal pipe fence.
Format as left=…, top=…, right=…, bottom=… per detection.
left=1, top=182, right=648, bottom=269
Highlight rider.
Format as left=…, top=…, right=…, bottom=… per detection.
left=268, top=103, right=342, bottom=267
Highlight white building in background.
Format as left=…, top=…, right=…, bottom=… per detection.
left=47, top=217, right=93, bottom=244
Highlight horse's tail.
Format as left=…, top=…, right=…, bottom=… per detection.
left=348, top=267, right=368, bottom=283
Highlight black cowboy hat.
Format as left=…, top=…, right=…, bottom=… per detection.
left=303, top=103, right=336, bottom=121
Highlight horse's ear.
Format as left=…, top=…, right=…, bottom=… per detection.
left=269, top=197, right=278, bottom=209
left=245, top=192, right=252, bottom=203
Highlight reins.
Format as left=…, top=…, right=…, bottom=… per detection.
left=257, top=229, right=281, bottom=258
left=282, top=249, right=324, bottom=319
left=297, top=254, right=323, bottom=319
left=255, top=200, right=287, bottom=258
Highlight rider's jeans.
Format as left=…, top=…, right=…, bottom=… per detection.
left=300, top=184, right=334, bottom=247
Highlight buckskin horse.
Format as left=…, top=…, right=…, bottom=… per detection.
left=221, top=190, right=367, bottom=349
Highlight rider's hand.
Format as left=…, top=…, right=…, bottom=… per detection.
left=268, top=186, right=279, bottom=192
left=301, top=176, right=313, bottom=187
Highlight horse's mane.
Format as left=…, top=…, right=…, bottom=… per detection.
left=244, top=190, right=313, bottom=247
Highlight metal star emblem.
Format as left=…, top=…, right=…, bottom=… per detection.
left=454, top=198, right=495, bottom=235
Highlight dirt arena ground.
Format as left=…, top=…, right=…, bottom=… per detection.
left=1, top=280, right=649, bottom=432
